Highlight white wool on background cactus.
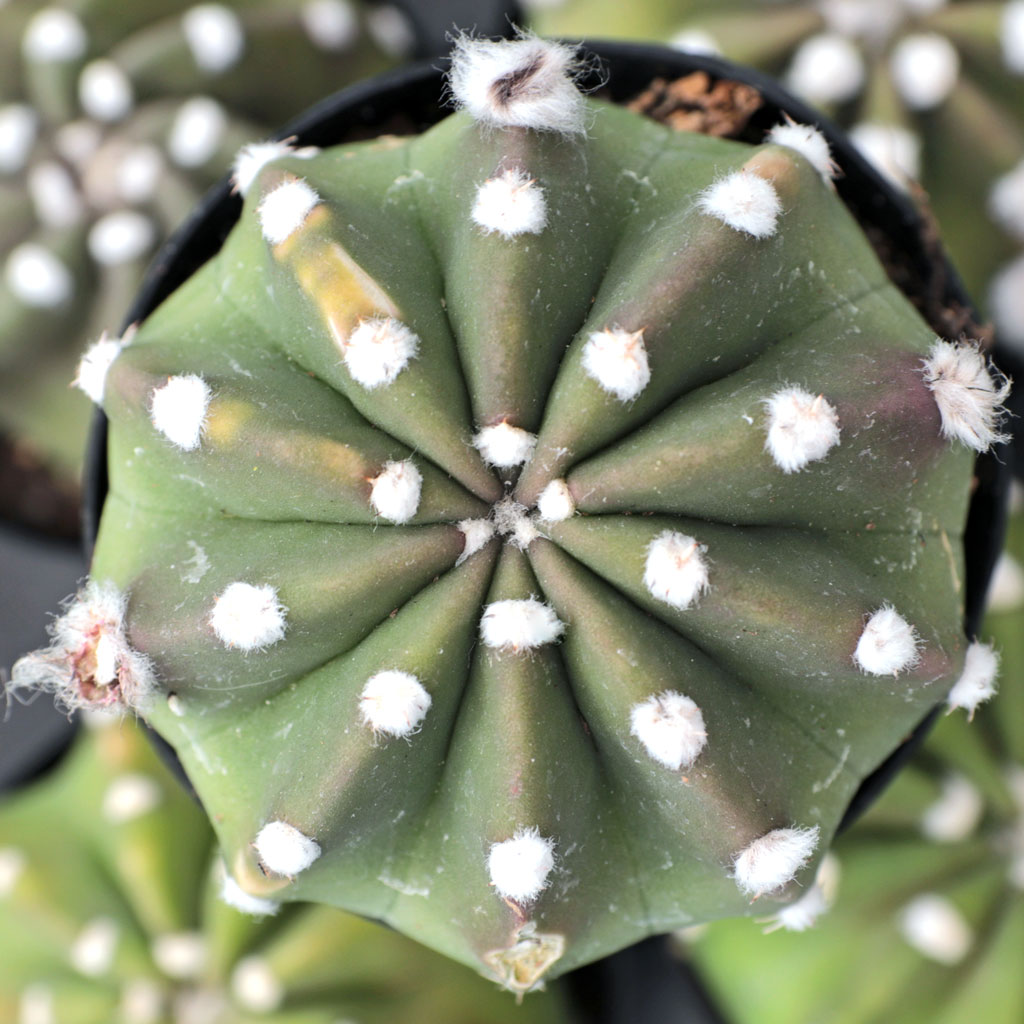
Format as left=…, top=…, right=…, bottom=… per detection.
left=182, top=4, right=246, bottom=74
left=101, top=773, right=163, bottom=825
left=898, top=893, right=973, bottom=965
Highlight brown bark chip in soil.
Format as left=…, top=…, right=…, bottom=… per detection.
left=0, top=434, right=81, bottom=539
left=627, top=72, right=763, bottom=138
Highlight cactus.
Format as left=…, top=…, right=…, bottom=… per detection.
left=9, top=35, right=1011, bottom=992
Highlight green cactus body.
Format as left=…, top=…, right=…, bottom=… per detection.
left=13, top=36, right=1009, bottom=991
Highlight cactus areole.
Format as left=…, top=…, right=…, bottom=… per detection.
left=15, top=37, right=1010, bottom=991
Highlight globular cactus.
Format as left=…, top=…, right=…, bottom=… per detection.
left=11, top=34, right=1011, bottom=992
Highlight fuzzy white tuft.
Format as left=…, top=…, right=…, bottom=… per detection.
left=922, top=340, right=1010, bottom=452
left=88, top=210, right=156, bottom=266
left=342, top=316, right=419, bottom=388
left=22, top=8, right=87, bottom=63
left=457, top=519, right=496, bottom=564
left=70, top=917, right=119, bottom=977
left=853, top=604, right=920, bottom=675
left=989, top=160, right=1024, bottom=242
left=218, top=866, right=279, bottom=916
left=473, top=421, right=537, bottom=468
left=763, top=853, right=840, bottom=932
left=582, top=327, right=651, bottom=401
left=536, top=479, right=575, bottom=522
left=764, top=386, right=841, bottom=472
left=151, top=932, right=207, bottom=979
left=990, top=255, right=1024, bottom=352
left=301, top=0, right=358, bottom=51
left=0, top=104, right=38, bottom=174
left=0, top=847, right=26, bottom=897
left=890, top=34, right=959, bottom=110
left=258, top=177, right=320, bottom=245
left=359, top=669, right=432, bottom=737
left=766, top=121, right=836, bottom=181
left=699, top=170, right=781, bottom=239
left=1003, top=1, right=1024, bottom=73
left=898, top=893, right=973, bottom=964
left=369, top=459, right=422, bottom=523
left=946, top=641, right=999, bottom=718
left=449, top=34, right=585, bottom=134
left=365, top=5, right=415, bottom=58
left=182, top=4, right=245, bottom=73
left=253, top=820, right=321, bottom=876
left=487, top=827, right=556, bottom=903
left=74, top=332, right=125, bottom=404
left=231, top=956, right=284, bottom=1013
left=231, top=139, right=318, bottom=197
left=4, top=243, right=73, bottom=308
left=102, top=773, right=162, bottom=824
left=472, top=168, right=548, bottom=238
left=849, top=121, right=920, bottom=186
left=733, top=825, right=820, bottom=898
left=480, top=598, right=564, bottom=651
left=921, top=774, right=984, bottom=843
left=669, top=29, right=722, bottom=56
left=643, top=531, right=710, bottom=610
left=630, top=691, right=707, bottom=770
left=167, top=96, right=227, bottom=168
left=209, top=581, right=287, bottom=651
left=786, top=34, right=864, bottom=105
left=78, top=59, right=133, bottom=122
left=28, top=160, right=83, bottom=229
left=987, top=551, right=1024, bottom=613
left=150, top=373, right=212, bottom=450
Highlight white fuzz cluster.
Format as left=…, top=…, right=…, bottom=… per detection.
left=115, top=144, right=165, bottom=205
left=922, top=340, right=1010, bottom=452
left=9, top=579, right=154, bottom=711
left=987, top=551, right=1024, bottom=612
left=253, top=820, right=321, bottom=876
left=473, top=421, right=537, bottom=468
left=766, top=121, right=836, bottom=182
left=582, top=327, right=651, bottom=402
left=853, top=604, right=920, bottom=676
left=898, top=893, right=973, bottom=964
left=88, top=210, right=156, bottom=266
left=699, top=171, right=781, bottom=239
left=0, top=104, right=38, bottom=174
left=359, top=669, right=432, bottom=737
left=472, top=168, right=548, bottom=238
left=764, top=387, right=841, bottom=473
left=301, top=0, right=358, bottom=51
left=182, top=4, right=245, bottom=74
left=28, top=161, right=82, bottom=229
left=4, top=242, right=73, bottom=308
left=150, top=373, right=212, bottom=450
left=342, top=316, right=419, bottom=388
left=78, top=59, right=133, bottom=123
left=457, top=518, right=496, bottom=564
left=231, top=956, right=284, bottom=1013
left=70, top=917, right=119, bottom=976
left=669, top=29, right=722, bottom=56
left=920, top=774, right=984, bottom=843
left=102, top=773, right=162, bottom=824
left=74, top=332, right=125, bottom=404
left=22, top=8, right=88, bottom=63
left=1003, top=0, right=1024, bottom=73
left=0, top=847, right=26, bottom=897
left=890, top=34, right=959, bottom=110
left=369, top=459, right=422, bottom=523
left=491, top=495, right=540, bottom=550
left=151, top=932, right=207, bottom=979
left=643, top=531, right=710, bottom=611
left=630, top=691, right=707, bottom=770
left=990, top=255, right=1024, bottom=351
left=733, top=825, right=820, bottom=898
left=989, top=160, right=1024, bottom=242
left=258, top=177, right=320, bottom=245
left=210, top=581, right=287, bottom=651
left=536, top=479, right=575, bottom=522
left=487, top=827, right=556, bottom=903
left=849, top=121, right=920, bottom=185
left=786, top=34, right=865, bottom=105
left=449, top=34, right=585, bottom=135
left=231, top=139, right=318, bottom=197
left=946, top=641, right=999, bottom=718
left=480, top=598, right=564, bottom=651
left=167, top=96, right=227, bottom=168
left=763, top=853, right=840, bottom=933
left=218, top=863, right=279, bottom=916
left=365, top=5, right=415, bottom=58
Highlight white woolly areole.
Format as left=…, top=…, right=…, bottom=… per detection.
left=987, top=551, right=1024, bottom=613
left=70, top=917, right=119, bottom=977
left=369, top=459, right=422, bottom=523
left=921, top=774, right=984, bottom=843
left=88, top=210, right=156, bottom=266
left=733, top=825, right=820, bottom=898
left=151, top=932, right=207, bottom=979
left=150, top=373, right=211, bottom=450
left=853, top=605, right=920, bottom=675
left=167, top=96, right=227, bottom=168
left=1003, top=1, right=1024, bottom=73
left=989, top=160, right=1024, bottom=242
left=23, top=8, right=87, bottom=62
left=922, top=340, right=1010, bottom=452
left=536, top=479, right=575, bottom=522
left=480, top=598, right=564, bottom=651
left=643, top=531, right=710, bottom=610
left=258, top=177, right=320, bottom=245
left=343, top=316, right=419, bottom=388
left=4, top=243, right=73, bottom=308
left=473, top=422, right=537, bottom=468
left=231, top=139, right=318, bottom=197
left=630, top=691, right=707, bottom=770
left=582, top=327, right=651, bottom=401
left=764, top=387, right=841, bottom=472
left=253, top=820, right=321, bottom=876
left=890, top=34, right=959, bottom=110
left=990, top=255, right=1024, bottom=351
left=0, top=847, right=26, bottom=897
left=699, top=171, right=781, bottom=239
left=218, top=867, right=279, bottom=917
left=849, top=121, right=920, bottom=186
left=766, top=121, right=836, bottom=181
left=457, top=519, right=496, bottom=564
left=365, top=5, right=415, bottom=58
left=78, top=59, right=134, bottom=122
left=449, top=34, right=585, bottom=134
left=669, top=29, right=722, bottom=57
left=231, top=956, right=284, bottom=1013
left=472, top=168, right=548, bottom=238
left=301, top=0, right=358, bottom=51
left=102, top=773, right=162, bottom=824
left=0, top=104, right=37, bottom=174
left=360, top=670, right=432, bottom=737
left=487, top=827, right=556, bottom=903
left=899, top=893, right=973, bottom=964
left=210, top=581, right=287, bottom=651
left=764, top=852, right=840, bottom=932
left=28, top=160, right=82, bottom=229
left=786, top=34, right=865, bottom=105
left=182, top=4, right=245, bottom=74
left=74, top=333, right=124, bottom=404
left=946, top=641, right=999, bottom=717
